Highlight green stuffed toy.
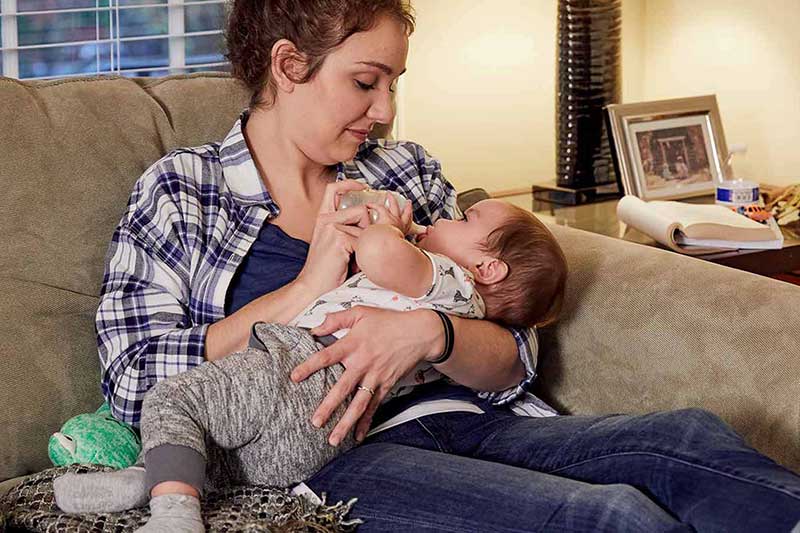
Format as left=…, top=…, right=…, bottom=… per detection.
left=48, top=403, right=141, bottom=469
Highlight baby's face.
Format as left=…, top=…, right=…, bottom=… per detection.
left=417, top=199, right=511, bottom=268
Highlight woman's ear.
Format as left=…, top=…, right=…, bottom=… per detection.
left=270, top=39, right=307, bottom=93
left=473, top=257, right=509, bottom=285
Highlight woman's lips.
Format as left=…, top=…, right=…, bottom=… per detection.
left=348, top=129, right=369, bottom=141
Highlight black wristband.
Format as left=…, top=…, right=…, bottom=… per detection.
left=429, top=310, right=454, bottom=365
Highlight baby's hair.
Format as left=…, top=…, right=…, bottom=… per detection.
left=225, top=0, right=416, bottom=110
left=479, top=205, right=568, bottom=329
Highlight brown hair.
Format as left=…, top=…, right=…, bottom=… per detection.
left=225, top=0, right=415, bottom=110
left=478, top=206, right=568, bottom=329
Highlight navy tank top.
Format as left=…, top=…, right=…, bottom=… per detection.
left=224, top=222, right=309, bottom=316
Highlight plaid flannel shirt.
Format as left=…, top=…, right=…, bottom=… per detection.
left=97, top=112, right=553, bottom=427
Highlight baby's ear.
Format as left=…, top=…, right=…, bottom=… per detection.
left=473, top=256, right=509, bottom=285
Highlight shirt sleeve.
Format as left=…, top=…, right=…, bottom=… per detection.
left=475, top=326, right=539, bottom=406
left=96, top=167, right=207, bottom=428
left=413, top=144, right=539, bottom=406
left=414, top=251, right=485, bottom=319
left=406, top=143, right=460, bottom=225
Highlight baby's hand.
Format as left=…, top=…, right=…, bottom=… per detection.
left=367, top=193, right=414, bottom=235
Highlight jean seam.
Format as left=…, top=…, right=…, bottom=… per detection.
left=546, top=451, right=800, bottom=501
left=355, top=512, right=547, bottom=533
left=416, top=419, right=447, bottom=453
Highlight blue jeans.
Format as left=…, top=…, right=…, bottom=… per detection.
left=306, top=405, right=800, bottom=532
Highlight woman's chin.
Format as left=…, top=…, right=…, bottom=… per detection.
left=333, top=143, right=360, bottom=163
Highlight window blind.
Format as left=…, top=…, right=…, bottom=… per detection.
left=0, top=0, right=228, bottom=80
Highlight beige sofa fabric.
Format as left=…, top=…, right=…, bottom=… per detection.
left=537, top=225, right=800, bottom=472
left=0, top=74, right=248, bottom=481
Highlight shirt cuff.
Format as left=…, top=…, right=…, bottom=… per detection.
left=477, top=325, right=538, bottom=406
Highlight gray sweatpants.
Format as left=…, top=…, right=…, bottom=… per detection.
left=140, top=322, right=355, bottom=494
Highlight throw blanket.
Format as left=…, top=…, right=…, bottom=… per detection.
left=0, top=465, right=360, bottom=532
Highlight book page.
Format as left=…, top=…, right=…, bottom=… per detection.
left=617, top=196, right=683, bottom=252
left=616, top=196, right=741, bottom=255
left=648, top=202, right=762, bottom=228
left=675, top=216, right=784, bottom=249
left=648, top=201, right=775, bottom=241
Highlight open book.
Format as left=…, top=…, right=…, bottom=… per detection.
left=616, top=195, right=784, bottom=256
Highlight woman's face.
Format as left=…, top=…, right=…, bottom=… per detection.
left=287, top=15, right=409, bottom=165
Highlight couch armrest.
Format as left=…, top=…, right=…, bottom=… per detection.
left=537, top=224, right=800, bottom=472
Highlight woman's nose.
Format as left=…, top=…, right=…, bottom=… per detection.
left=367, top=90, right=395, bottom=126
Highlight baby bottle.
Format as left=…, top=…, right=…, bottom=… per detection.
left=338, top=189, right=426, bottom=235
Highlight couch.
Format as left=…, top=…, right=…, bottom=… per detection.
left=1, top=73, right=799, bottom=504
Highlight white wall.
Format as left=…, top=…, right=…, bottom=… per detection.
left=401, top=0, right=800, bottom=192
left=401, top=0, right=556, bottom=193
left=640, top=0, right=800, bottom=187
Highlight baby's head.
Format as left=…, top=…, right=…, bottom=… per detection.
left=417, top=199, right=568, bottom=328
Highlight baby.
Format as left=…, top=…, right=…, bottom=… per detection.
left=55, top=196, right=568, bottom=532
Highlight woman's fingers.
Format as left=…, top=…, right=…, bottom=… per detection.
left=366, top=202, right=392, bottom=225
left=297, top=181, right=371, bottom=296
left=310, top=308, right=358, bottom=337
left=385, top=191, right=401, bottom=217
left=290, top=340, right=345, bottom=383
left=400, top=201, right=413, bottom=228
left=309, top=361, right=360, bottom=431
left=333, top=223, right=363, bottom=240
left=329, top=381, right=384, bottom=446
left=354, top=389, right=385, bottom=442
left=322, top=203, right=372, bottom=228
left=320, top=179, right=367, bottom=214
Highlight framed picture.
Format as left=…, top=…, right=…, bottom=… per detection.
left=605, top=95, right=732, bottom=201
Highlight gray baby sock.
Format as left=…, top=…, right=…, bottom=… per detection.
left=53, top=466, right=149, bottom=513
left=135, top=494, right=204, bottom=533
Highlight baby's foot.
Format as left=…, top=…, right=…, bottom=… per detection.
left=54, top=466, right=148, bottom=513
left=135, top=494, right=204, bottom=533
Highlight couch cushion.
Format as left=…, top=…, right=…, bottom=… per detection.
left=537, top=224, right=800, bottom=473
left=0, top=73, right=249, bottom=481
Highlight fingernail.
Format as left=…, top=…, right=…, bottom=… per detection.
left=290, top=372, right=299, bottom=382
left=356, top=432, right=364, bottom=442
left=329, top=436, right=340, bottom=447
left=312, top=416, right=322, bottom=428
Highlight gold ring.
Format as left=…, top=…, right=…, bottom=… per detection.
left=356, top=385, right=375, bottom=396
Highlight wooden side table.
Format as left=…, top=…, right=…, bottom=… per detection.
left=523, top=193, right=800, bottom=280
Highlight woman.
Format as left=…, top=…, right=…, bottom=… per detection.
left=97, top=0, right=800, bottom=531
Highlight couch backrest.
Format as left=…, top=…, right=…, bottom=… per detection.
left=0, top=73, right=250, bottom=481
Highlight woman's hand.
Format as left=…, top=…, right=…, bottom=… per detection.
left=296, top=180, right=371, bottom=296
left=367, top=192, right=415, bottom=236
left=290, top=306, right=444, bottom=446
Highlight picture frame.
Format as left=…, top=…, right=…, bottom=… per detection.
left=605, top=95, right=732, bottom=201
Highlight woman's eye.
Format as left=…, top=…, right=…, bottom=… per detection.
left=356, top=80, right=375, bottom=91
